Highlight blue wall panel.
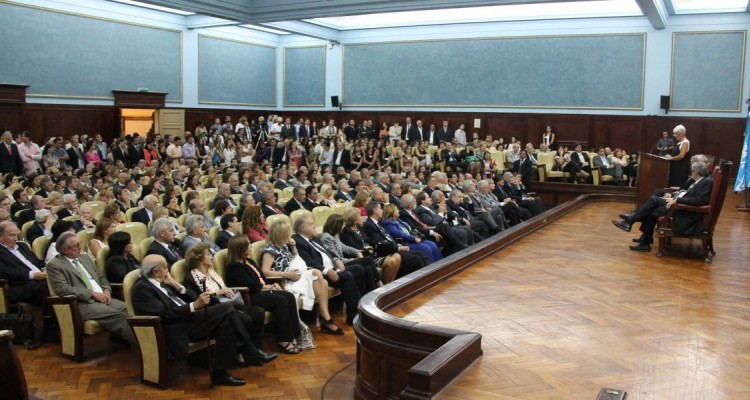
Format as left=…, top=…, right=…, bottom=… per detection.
left=0, top=1, right=181, bottom=101
left=198, top=35, right=276, bottom=106
left=670, top=31, right=746, bottom=112
left=343, top=34, right=646, bottom=109
left=284, top=46, right=325, bottom=107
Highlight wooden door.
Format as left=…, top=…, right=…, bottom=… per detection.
left=158, top=108, right=184, bottom=138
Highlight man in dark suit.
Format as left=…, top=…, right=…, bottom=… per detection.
left=280, top=118, right=296, bottom=141
left=407, top=120, right=424, bottom=144
left=283, top=186, right=308, bottom=215
left=512, top=150, right=534, bottom=187
left=66, top=135, right=86, bottom=171
left=11, top=189, right=30, bottom=217
left=0, top=130, right=24, bottom=175
left=331, top=142, right=351, bottom=171
left=212, top=183, right=237, bottom=209
left=215, top=214, right=241, bottom=250
left=401, top=117, right=414, bottom=141
left=362, top=201, right=428, bottom=274
left=292, top=215, right=362, bottom=325
left=271, top=139, right=288, bottom=168
left=0, top=221, right=51, bottom=319
left=132, top=195, right=158, bottom=226
left=415, top=192, right=472, bottom=253
left=436, top=120, right=454, bottom=144
left=260, top=191, right=286, bottom=218
left=344, top=119, right=358, bottom=141
left=298, top=118, right=313, bottom=141
left=146, top=219, right=184, bottom=270
left=132, top=254, right=276, bottom=387
left=273, top=169, right=293, bottom=190
left=504, top=173, right=544, bottom=217
left=26, top=209, right=55, bottom=245
left=112, top=138, right=130, bottom=168
left=613, top=161, right=713, bottom=252
left=334, top=179, right=355, bottom=203
left=425, top=124, right=439, bottom=145
left=568, top=143, right=591, bottom=182
left=447, top=190, right=498, bottom=238
left=441, top=143, right=467, bottom=173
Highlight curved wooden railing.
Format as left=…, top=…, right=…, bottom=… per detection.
left=353, top=191, right=635, bottom=400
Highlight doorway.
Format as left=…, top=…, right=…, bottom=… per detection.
left=120, top=108, right=156, bottom=136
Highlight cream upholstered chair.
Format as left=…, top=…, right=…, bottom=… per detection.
left=312, top=206, right=332, bottom=228
left=125, top=207, right=143, bottom=223
left=116, top=222, right=150, bottom=247
left=82, top=201, right=106, bottom=215
left=250, top=240, right=266, bottom=266
left=31, top=236, right=50, bottom=261
left=266, top=214, right=291, bottom=228
left=330, top=202, right=350, bottom=216
left=290, top=209, right=313, bottom=227
left=208, top=226, right=221, bottom=243
left=123, top=269, right=213, bottom=389
left=46, top=276, right=105, bottom=362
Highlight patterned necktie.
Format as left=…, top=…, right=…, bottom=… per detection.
left=160, top=283, right=186, bottom=306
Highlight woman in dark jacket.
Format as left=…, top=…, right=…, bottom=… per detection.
left=224, top=235, right=301, bottom=354
left=105, top=231, right=140, bottom=283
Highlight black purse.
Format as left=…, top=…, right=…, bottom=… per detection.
left=0, top=305, right=36, bottom=346
left=374, top=240, right=399, bottom=256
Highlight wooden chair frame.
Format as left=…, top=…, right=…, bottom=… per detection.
left=655, top=161, right=731, bottom=262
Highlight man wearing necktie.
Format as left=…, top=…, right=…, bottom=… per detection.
left=46, top=231, right=136, bottom=346
left=612, top=161, right=713, bottom=252
left=414, top=192, right=471, bottom=253
left=146, top=219, right=184, bottom=270
left=0, top=130, right=24, bottom=175
left=132, top=255, right=276, bottom=387
left=292, top=216, right=362, bottom=325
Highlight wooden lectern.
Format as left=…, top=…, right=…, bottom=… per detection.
left=636, top=152, right=670, bottom=206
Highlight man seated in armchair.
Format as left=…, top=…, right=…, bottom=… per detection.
left=611, top=161, right=712, bottom=252
left=46, top=231, right=137, bottom=346
left=131, top=255, right=277, bottom=387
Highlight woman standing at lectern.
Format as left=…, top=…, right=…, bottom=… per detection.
left=665, top=125, right=691, bottom=187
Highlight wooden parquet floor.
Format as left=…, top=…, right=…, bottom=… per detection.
left=18, top=318, right=356, bottom=399
left=390, top=195, right=750, bottom=400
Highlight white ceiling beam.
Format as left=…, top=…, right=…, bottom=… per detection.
left=634, top=0, right=667, bottom=29
left=262, top=21, right=340, bottom=42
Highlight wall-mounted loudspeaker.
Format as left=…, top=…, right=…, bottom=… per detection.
left=331, top=96, right=340, bottom=108
left=660, top=95, right=670, bottom=114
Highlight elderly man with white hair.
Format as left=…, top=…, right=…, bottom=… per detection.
left=26, top=208, right=55, bottom=244
left=130, top=254, right=276, bottom=386
left=181, top=214, right=219, bottom=254
left=132, top=194, right=158, bottom=226
left=146, top=218, right=183, bottom=269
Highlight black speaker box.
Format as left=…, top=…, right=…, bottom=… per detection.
left=331, top=96, right=340, bottom=108
left=660, top=95, right=670, bottom=110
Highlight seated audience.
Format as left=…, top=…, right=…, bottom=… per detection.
left=224, top=236, right=302, bottom=354
left=260, top=221, right=343, bottom=335
left=132, top=254, right=276, bottom=387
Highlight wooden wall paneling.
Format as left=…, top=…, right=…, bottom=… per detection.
left=487, top=115, right=527, bottom=143
left=540, top=115, right=590, bottom=144
left=591, top=118, right=610, bottom=150
left=703, top=120, right=745, bottom=176
left=0, top=104, right=23, bottom=133
left=608, top=118, right=644, bottom=152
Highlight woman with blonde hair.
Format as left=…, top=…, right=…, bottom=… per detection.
left=317, top=184, right=337, bottom=207
left=352, top=191, right=370, bottom=217
left=225, top=236, right=302, bottom=354
left=260, top=221, right=343, bottom=335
